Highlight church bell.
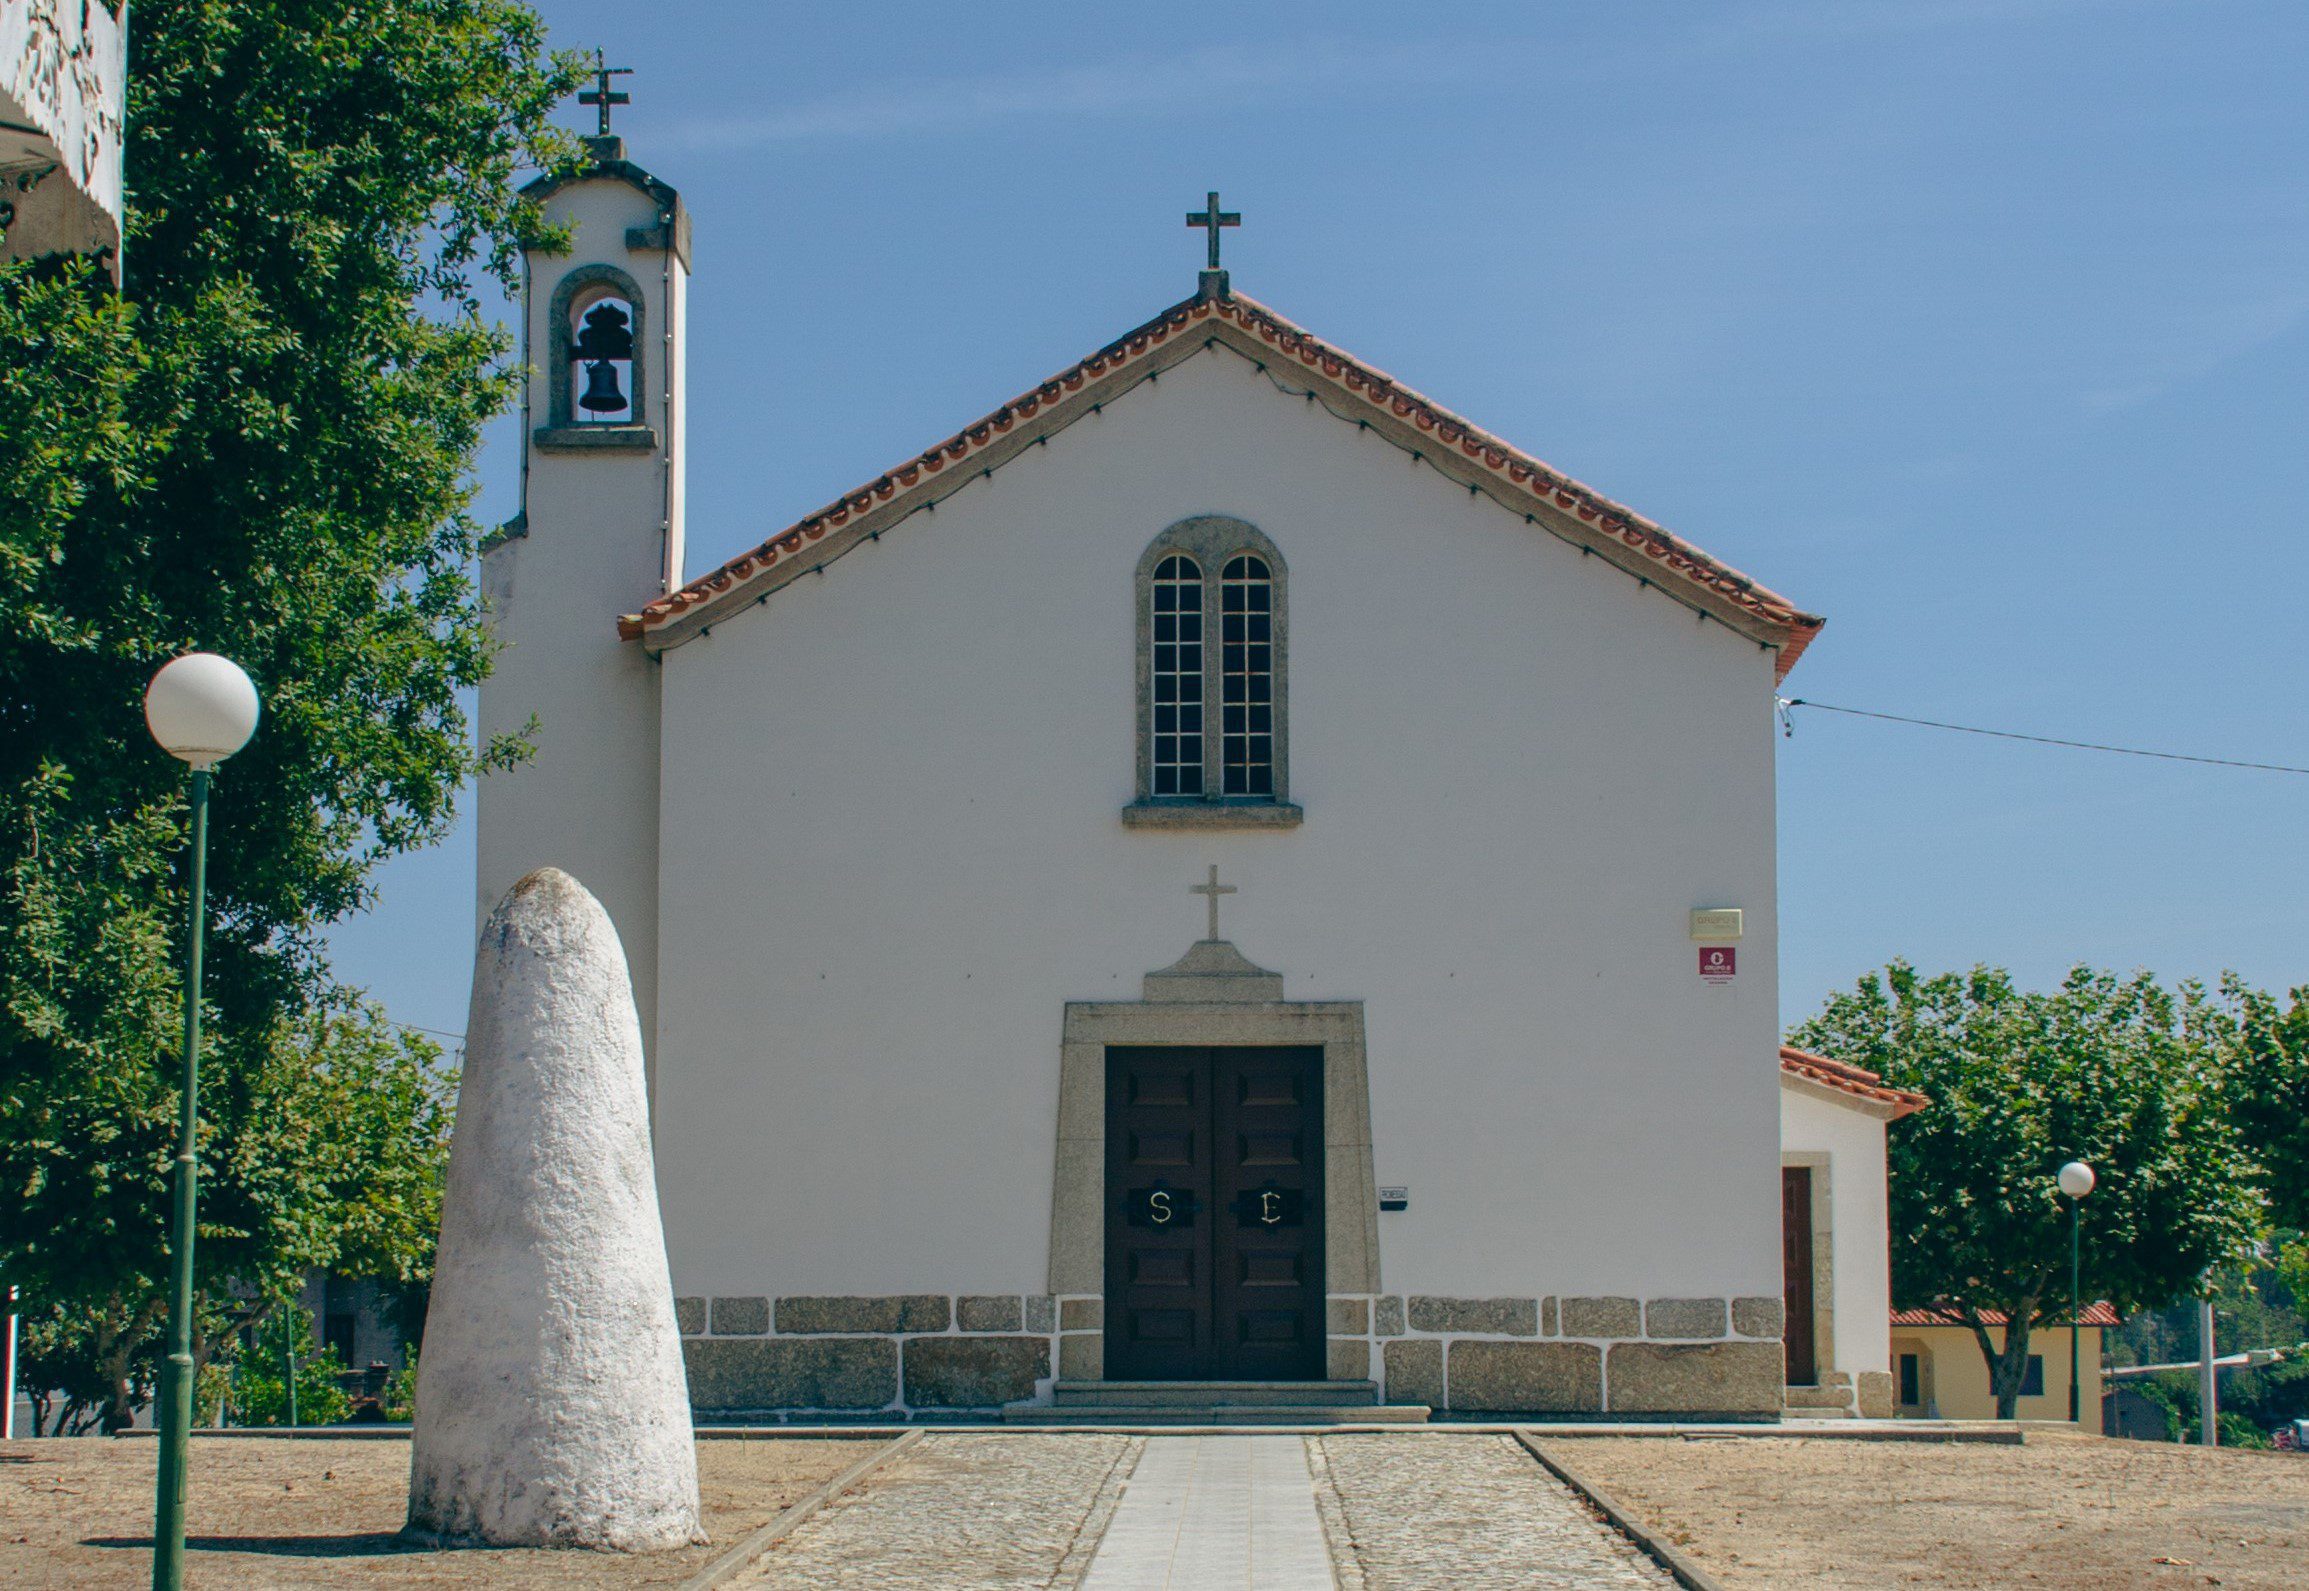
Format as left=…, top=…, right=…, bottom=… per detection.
left=573, top=298, right=636, bottom=419
left=579, top=358, right=628, bottom=415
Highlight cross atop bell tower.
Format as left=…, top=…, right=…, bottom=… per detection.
left=580, top=52, right=633, bottom=137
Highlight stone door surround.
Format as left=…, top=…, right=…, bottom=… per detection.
left=1049, top=938, right=1381, bottom=1382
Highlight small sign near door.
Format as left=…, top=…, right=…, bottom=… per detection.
left=1699, top=946, right=1737, bottom=982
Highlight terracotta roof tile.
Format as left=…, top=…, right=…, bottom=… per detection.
left=1892, top=1302, right=2121, bottom=1328
left=620, top=288, right=1826, bottom=675
left=1779, top=1044, right=1930, bottom=1118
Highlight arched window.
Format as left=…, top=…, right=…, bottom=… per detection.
left=542, top=265, right=651, bottom=445
left=1150, top=554, right=1205, bottom=796
left=1129, top=519, right=1297, bottom=826
left=1219, top=555, right=1274, bottom=797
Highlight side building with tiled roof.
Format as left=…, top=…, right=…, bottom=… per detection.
left=476, top=136, right=1834, bottom=1422
left=1888, top=1304, right=2116, bottom=1423
left=1778, top=1045, right=1928, bottom=1417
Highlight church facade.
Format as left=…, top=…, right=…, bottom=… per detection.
left=476, top=138, right=1830, bottom=1420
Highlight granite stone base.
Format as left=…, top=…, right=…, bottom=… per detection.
left=682, top=1337, right=897, bottom=1411
left=1448, top=1341, right=1604, bottom=1413
left=677, top=1291, right=1070, bottom=1418
left=1607, top=1341, right=1783, bottom=1416
left=1340, top=1292, right=1786, bottom=1417
left=677, top=1287, right=1788, bottom=1418
left=904, top=1336, right=1050, bottom=1408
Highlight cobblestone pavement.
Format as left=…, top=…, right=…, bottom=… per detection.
left=738, top=1432, right=1138, bottom=1590
left=1314, top=1433, right=1674, bottom=1589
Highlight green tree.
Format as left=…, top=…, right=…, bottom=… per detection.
left=1793, top=963, right=2264, bottom=1417
left=2111, top=1255, right=2309, bottom=1441
left=12, top=1302, right=124, bottom=1436
left=0, top=0, right=580, bottom=1427
left=2225, top=981, right=2309, bottom=1230
left=226, top=1304, right=353, bottom=1428
left=4, top=994, right=452, bottom=1425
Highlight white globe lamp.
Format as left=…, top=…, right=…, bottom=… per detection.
left=144, top=653, right=260, bottom=768
left=143, top=650, right=257, bottom=1587
left=2057, top=1159, right=2096, bottom=1427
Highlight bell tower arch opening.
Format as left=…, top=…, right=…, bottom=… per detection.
left=544, top=263, right=649, bottom=433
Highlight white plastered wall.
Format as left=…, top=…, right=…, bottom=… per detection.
left=475, top=172, right=685, bottom=1083
left=1779, top=1079, right=1895, bottom=1381
left=649, top=344, right=1785, bottom=1304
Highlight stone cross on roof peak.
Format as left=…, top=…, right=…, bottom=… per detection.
left=1186, top=191, right=1240, bottom=299
left=579, top=52, right=633, bottom=138
left=1190, top=864, right=1237, bottom=943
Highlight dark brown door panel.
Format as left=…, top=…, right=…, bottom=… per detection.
left=1106, top=1045, right=1323, bottom=1381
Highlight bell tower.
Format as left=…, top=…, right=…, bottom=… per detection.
left=475, top=100, right=688, bottom=1086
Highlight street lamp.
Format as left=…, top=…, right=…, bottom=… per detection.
left=2058, top=1160, right=2096, bottom=1426
left=143, top=653, right=259, bottom=1591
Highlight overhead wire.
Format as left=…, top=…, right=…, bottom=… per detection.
left=1777, top=697, right=2309, bottom=777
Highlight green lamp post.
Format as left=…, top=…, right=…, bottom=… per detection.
left=143, top=653, right=260, bottom=1591
left=2057, top=1159, right=2097, bottom=1426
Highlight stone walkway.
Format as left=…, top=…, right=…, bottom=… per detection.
left=738, top=1432, right=1137, bottom=1589
left=1316, top=1433, right=1673, bottom=1589
left=1081, top=1436, right=1334, bottom=1591
left=740, top=1429, right=1671, bottom=1588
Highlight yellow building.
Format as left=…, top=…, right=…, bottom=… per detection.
left=1890, top=1304, right=2114, bottom=1422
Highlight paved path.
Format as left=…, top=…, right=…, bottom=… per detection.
left=1081, top=1435, right=1335, bottom=1591
left=739, top=1432, right=1136, bottom=1589
left=740, top=1428, right=1672, bottom=1587
left=1316, top=1433, right=1674, bottom=1589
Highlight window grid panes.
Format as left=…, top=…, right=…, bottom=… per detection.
left=1150, top=555, right=1204, bottom=796
left=1219, top=555, right=1274, bottom=797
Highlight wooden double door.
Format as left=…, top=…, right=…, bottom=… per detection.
left=1104, top=1046, right=1325, bottom=1381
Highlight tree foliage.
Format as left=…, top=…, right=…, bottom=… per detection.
left=226, top=1304, right=354, bottom=1428
left=1, top=0, right=580, bottom=1424
left=2224, top=981, right=2309, bottom=1232
left=1792, top=963, right=2264, bottom=1417
left=2112, top=1255, right=2309, bottom=1443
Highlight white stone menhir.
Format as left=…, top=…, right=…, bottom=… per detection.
left=408, top=868, right=701, bottom=1550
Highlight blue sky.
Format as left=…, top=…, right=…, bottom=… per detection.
left=326, top=0, right=2309, bottom=1047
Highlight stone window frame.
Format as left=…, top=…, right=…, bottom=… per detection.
left=1780, top=1148, right=1835, bottom=1387
left=1124, top=516, right=1302, bottom=829
left=537, top=263, right=657, bottom=450
left=1047, top=999, right=1380, bottom=1380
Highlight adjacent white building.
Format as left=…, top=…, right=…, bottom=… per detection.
left=477, top=136, right=1840, bottom=1419
left=1, top=0, right=126, bottom=274
left=1778, top=1045, right=1928, bottom=1418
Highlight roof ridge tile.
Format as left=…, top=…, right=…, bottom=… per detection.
left=619, top=290, right=1825, bottom=669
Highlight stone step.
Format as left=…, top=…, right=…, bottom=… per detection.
left=1052, top=1380, right=1379, bottom=1409
left=1004, top=1402, right=1429, bottom=1426
left=1783, top=1405, right=1858, bottom=1419
left=1783, top=1385, right=1857, bottom=1410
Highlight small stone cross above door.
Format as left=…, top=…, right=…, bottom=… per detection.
left=1190, top=864, right=1236, bottom=943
